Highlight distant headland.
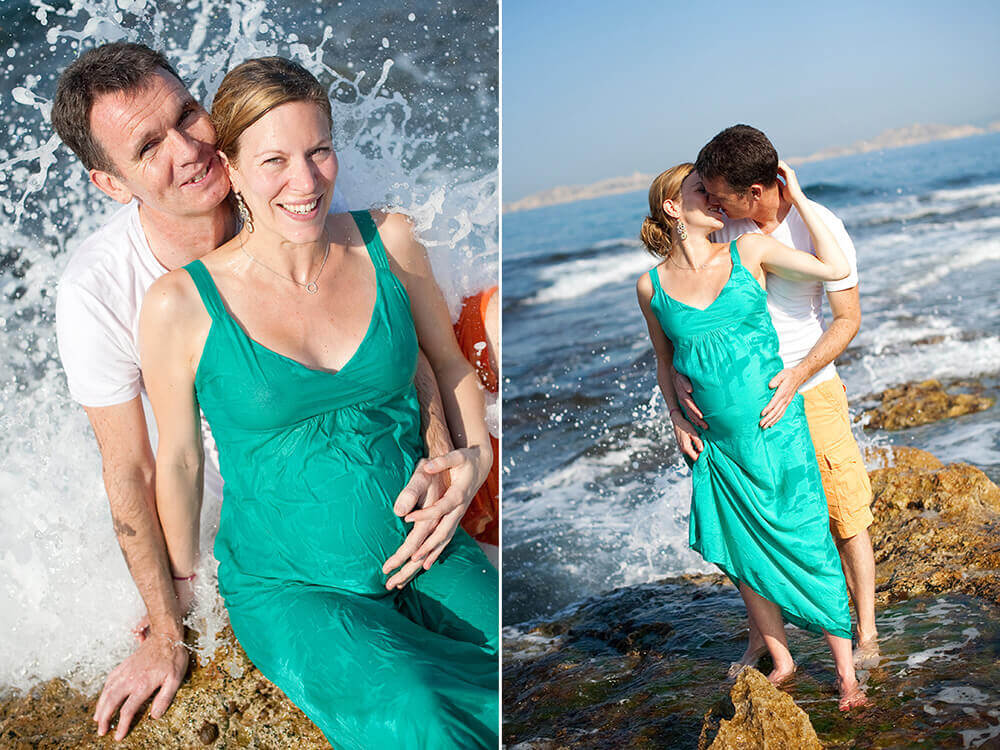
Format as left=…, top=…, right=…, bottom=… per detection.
left=503, top=122, right=1000, bottom=214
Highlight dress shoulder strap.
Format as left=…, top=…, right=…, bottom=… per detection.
left=183, top=259, right=228, bottom=322
left=728, top=238, right=743, bottom=268
left=648, top=266, right=665, bottom=297
left=350, top=210, right=390, bottom=271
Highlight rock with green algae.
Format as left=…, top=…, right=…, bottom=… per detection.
left=697, top=668, right=821, bottom=750
left=861, top=378, right=994, bottom=430
left=503, top=446, right=1000, bottom=748
left=0, top=626, right=329, bottom=748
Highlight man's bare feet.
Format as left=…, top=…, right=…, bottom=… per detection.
left=853, top=637, right=880, bottom=669
left=837, top=675, right=869, bottom=711
left=766, top=662, right=797, bottom=686
left=726, top=643, right=768, bottom=679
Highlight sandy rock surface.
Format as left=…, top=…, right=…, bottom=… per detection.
left=698, top=668, right=822, bottom=750
left=0, top=628, right=328, bottom=749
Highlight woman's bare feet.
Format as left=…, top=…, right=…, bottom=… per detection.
left=726, top=642, right=768, bottom=679
left=837, top=675, right=869, bottom=711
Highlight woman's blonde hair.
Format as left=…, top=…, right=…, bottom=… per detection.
left=211, top=57, right=332, bottom=160
left=640, top=163, right=694, bottom=258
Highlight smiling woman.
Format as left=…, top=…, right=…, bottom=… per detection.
left=137, top=57, right=499, bottom=749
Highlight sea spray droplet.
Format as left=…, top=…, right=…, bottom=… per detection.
left=12, top=88, right=36, bottom=106
left=381, top=37, right=389, bottom=48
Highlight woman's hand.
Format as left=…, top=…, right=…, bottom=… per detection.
left=671, top=412, right=704, bottom=462
left=777, top=160, right=805, bottom=204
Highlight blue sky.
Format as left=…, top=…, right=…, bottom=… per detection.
left=502, top=0, right=1000, bottom=201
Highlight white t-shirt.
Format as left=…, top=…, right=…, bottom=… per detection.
left=712, top=199, right=859, bottom=393
left=55, top=202, right=225, bottom=498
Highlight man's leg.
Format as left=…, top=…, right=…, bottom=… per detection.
left=834, top=526, right=879, bottom=662
left=802, top=376, right=878, bottom=663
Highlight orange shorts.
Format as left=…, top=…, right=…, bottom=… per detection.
left=801, top=375, right=874, bottom=540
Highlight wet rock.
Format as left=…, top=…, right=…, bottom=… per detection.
left=867, top=446, right=1000, bottom=606
left=504, top=446, right=1000, bottom=748
left=0, top=626, right=328, bottom=748
left=698, top=668, right=821, bottom=750
left=861, top=379, right=994, bottom=430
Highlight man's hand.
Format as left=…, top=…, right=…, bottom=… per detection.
left=382, top=449, right=482, bottom=588
left=382, top=458, right=447, bottom=589
left=671, top=413, right=704, bottom=462
left=94, top=631, right=188, bottom=740
left=672, top=370, right=708, bottom=429
left=760, top=366, right=807, bottom=428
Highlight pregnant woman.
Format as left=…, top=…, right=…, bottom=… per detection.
left=635, top=161, right=867, bottom=710
left=139, top=57, right=498, bottom=747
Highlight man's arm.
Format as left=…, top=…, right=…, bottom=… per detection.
left=758, top=286, right=860, bottom=427
left=85, top=398, right=189, bottom=739
left=382, top=350, right=459, bottom=588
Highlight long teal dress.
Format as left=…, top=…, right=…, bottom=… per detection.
left=647, top=240, right=852, bottom=639
left=183, top=211, right=498, bottom=749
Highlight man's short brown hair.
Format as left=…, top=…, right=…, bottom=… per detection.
left=695, top=124, right=779, bottom=195
left=51, top=42, right=184, bottom=174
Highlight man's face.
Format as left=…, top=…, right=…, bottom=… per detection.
left=88, top=69, right=230, bottom=217
left=702, top=175, right=754, bottom=221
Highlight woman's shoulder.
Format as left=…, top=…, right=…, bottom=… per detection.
left=636, top=264, right=663, bottom=303
left=361, top=209, right=428, bottom=271
left=142, top=267, right=206, bottom=329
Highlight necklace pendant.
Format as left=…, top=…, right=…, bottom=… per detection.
left=305, top=282, right=319, bottom=294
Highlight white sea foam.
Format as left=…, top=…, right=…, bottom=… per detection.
left=845, top=335, right=1000, bottom=394
left=526, top=248, right=653, bottom=305
left=839, top=181, right=1000, bottom=226
left=0, top=0, right=497, bottom=692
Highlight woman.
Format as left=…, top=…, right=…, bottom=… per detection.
left=139, top=57, right=498, bottom=748
left=635, top=161, right=867, bottom=711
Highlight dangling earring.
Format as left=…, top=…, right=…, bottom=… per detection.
left=676, top=220, right=688, bottom=241
left=235, top=192, right=254, bottom=233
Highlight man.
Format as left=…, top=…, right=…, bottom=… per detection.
left=668, top=125, right=877, bottom=667
left=52, top=42, right=474, bottom=740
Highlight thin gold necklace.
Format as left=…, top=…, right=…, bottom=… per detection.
left=240, top=229, right=331, bottom=294
left=666, top=245, right=724, bottom=271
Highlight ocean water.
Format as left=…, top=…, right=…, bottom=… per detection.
left=502, top=133, right=1000, bottom=626
left=0, top=0, right=497, bottom=693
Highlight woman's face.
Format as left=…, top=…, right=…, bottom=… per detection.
left=228, top=100, right=337, bottom=244
left=675, top=171, right=725, bottom=232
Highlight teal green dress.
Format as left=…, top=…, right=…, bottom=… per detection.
left=647, top=240, right=852, bottom=639
left=184, top=211, right=498, bottom=749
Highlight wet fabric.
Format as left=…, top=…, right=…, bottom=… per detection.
left=184, top=210, right=498, bottom=749
left=453, top=286, right=498, bottom=546
left=648, top=241, right=851, bottom=639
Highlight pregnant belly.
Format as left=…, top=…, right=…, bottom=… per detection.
left=689, top=371, right=777, bottom=440
left=215, top=450, right=419, bottom=596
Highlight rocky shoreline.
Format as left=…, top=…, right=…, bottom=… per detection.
left=0, top=627, right=328, bottom=749
left=504, top=384, right=1000, bottom=748
left=3, top=379, right=997, bottom=747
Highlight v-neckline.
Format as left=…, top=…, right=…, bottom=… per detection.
left=654, top=256, right=736, bottom=313
left=196, top=259, right=381, bottom=378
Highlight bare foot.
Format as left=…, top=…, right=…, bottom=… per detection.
left=726, top=643, right=768, bottom=679
left=837, top=676, right=869, bottom=711
left=854, top=637, right=880, bottom=669
left=767, top=663, right=797, bottom=686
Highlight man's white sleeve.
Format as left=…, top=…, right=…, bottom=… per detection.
left=56, top=282, right=142, bottom=407
left=823, top=215, right=859, bottom=292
